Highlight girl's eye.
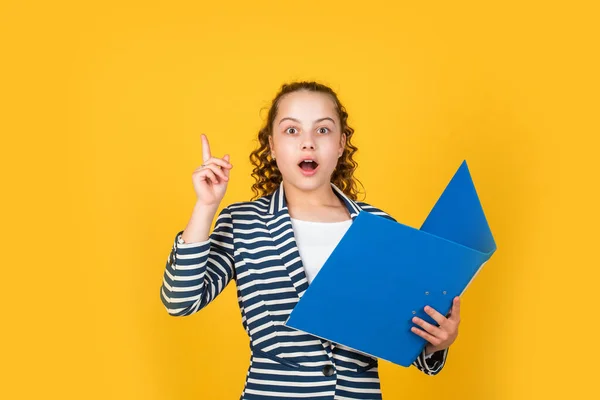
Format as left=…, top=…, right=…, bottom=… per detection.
left=318, top=127, right=330, bottom=134
left=285, top=127, right=297, bottom=134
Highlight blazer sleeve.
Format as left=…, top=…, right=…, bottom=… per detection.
left=159, top=206, right=235, bottom=316
left=412, top=347, right=449, bottom=376
left=361, top=202, right=450, bottom=375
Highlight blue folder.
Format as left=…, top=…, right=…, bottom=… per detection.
left=284, top=160, right=497, bottom=367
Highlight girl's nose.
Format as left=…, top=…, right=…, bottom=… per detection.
left=301, top=137, right=316, bottom=150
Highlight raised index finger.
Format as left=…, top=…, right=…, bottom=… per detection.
left=201, top=134, right=212, bottom=163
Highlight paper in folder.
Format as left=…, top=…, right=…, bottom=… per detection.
left=284, top=160, right=497, bottom=367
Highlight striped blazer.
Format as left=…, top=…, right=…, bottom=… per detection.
left=160, top=182, right=449, bottom=399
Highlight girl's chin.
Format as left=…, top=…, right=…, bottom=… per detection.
left=281, top=169, right=332, bottom=188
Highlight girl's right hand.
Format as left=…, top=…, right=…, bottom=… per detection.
left=192, top=134, right=233, bottom=207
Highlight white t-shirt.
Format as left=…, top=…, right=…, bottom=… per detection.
left=289, top=217, right=435, bottom=360
left=290, top=217, right=352, bottom=285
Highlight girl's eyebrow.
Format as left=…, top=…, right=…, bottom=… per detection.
left=278, top=117, right=336, bottom=126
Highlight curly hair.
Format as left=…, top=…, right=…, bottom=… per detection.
left=249, top=81, right=365, bottom=201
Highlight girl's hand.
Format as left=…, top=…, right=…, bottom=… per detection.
left=411, top=296, right=461, bottom=354
left=192, top=134, right=233, bottom=207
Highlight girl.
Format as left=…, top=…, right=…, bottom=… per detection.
left=160, top=81, right=460, bottom=399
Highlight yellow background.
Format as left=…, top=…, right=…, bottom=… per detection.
left=2, top=1, right=598, bottom=399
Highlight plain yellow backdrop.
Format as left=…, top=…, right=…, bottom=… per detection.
left=1, top=0, right=599, bottom=399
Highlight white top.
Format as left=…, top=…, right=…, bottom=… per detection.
left=289, top=216, right=435, bottom=360
left=290, top=217, right=352, bottom=285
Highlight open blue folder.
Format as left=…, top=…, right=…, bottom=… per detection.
left=284, top=160, right=497, bottom=367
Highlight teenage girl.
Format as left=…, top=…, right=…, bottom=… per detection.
left=160, top=81, right=461, bottom=400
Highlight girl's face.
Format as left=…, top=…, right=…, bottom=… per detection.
left=269, top=90, right=346, bottom=192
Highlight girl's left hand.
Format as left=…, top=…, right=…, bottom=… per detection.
left=411, top=296, right=461, bottom=354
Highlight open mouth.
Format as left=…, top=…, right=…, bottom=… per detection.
left=298, top=160, right=319, bottom=171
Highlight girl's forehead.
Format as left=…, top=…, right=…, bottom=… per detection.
left=277, top=91, right=337, bottom=118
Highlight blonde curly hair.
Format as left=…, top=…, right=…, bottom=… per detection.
left=249, top=81, right=365, bottom=201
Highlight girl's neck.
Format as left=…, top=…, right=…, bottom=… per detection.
left=283, top=180, right=351, bottom=222
left=283, top=180, right=339, bottom=208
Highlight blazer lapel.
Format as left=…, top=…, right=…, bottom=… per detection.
left=265, top=182, right=362, bottom=300
left=265, top=182, right=363, bottom=363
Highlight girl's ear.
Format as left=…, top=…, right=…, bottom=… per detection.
left=339, top=133, right=346, bottom=157
left=268, top=135, right=275, bottom=159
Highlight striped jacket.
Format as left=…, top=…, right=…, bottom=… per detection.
left=160, top=182, right=449, bottom=399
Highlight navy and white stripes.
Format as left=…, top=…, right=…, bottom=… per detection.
left=160, top=182, right=448, bottom=399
